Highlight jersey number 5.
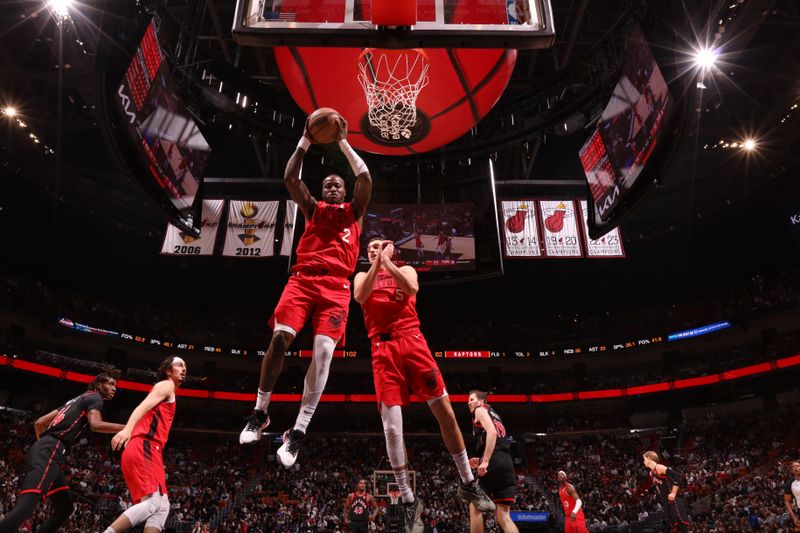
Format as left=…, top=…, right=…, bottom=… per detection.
left=341, top=228, right=351, bottom=244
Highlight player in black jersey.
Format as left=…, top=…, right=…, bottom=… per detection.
left=467, top=390, right=519, bottom=533
left=0, top=371, right=125, bottom=533
left=642, top=451, right=690, bottom=532
left=343, top=479, right=378, bottom=533
left=783, top=460, right=800, bottom=531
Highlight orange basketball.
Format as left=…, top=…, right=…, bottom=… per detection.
left=305, top=107, right=342, bottom=144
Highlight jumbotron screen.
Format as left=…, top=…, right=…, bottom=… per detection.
left=116, top=20, right=211, bottom=232
left=579, top=25, right=673, bottom=224
left=359, top=203, right=476, bottom=272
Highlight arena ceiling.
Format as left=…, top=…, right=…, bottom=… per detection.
left=0, top=0, right=799, bottom=302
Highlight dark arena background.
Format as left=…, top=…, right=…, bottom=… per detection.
left=2, top=0, right=800, bottom=532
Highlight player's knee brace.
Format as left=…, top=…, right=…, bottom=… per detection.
left=122, top=492, right=161, bottom=527
left=144, top=493, right=170, bottom=531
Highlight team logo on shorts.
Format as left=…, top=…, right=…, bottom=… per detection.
left=423, top=369, right=441, bottom=392
left=328, top=310, right=347, bottom=329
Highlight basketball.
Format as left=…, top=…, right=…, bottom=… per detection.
left=305, top=107, right=343, bottom=144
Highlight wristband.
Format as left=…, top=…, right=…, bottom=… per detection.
left=297, top=137, right=311, bottom=152
left=339, top=139, right=368, bottom=176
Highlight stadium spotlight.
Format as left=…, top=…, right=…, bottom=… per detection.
left=2, top=107, right=17, bottom=118
left=47, top=0, right=73, bottom=18
left=742, top=138, right=757, bottom=151
left=693, top=47, right=719, bottom=71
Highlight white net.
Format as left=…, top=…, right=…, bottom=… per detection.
left=357, top=48, right=430, bottom=141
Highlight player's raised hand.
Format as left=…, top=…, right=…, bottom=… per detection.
left=336, top=115, right=348, bottom=142
left=111, top=427, right=132, bottom=450
left=381, top=241, right=395, bottom=261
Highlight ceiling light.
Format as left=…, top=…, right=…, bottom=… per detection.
left=742, top=139, right=756, bottom=151
left=47, top=0, right=73, bottom=18
left=2, top=107, right=16, bottom=118
left=693, top=47, right=719, bottom=71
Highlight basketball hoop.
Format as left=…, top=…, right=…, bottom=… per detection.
left=357, top=48, right=430, bottom=141
left=387, top=482, right=401, bottom=505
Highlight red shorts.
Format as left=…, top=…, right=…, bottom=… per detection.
left=121, top=438, right=167, bottom=503
left=270, top=273, right=350, bottom=342
left=565, top=516, right=589, bottom=533
left=371, top=330, right=447, bottom=407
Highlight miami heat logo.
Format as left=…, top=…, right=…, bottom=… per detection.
left=423, top=369, right=441, bottom=392
left=328, top=310, right=347, bottom=329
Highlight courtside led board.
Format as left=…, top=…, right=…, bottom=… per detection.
left=232, top=0, right=555, bottom=49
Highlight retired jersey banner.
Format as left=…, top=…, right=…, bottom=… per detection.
left=500, top=200, right=542, bottom=258
left=161, top=199, right=223, bottom=255
left=579, top=201, right=625, bottom=257
left=222, top=200, right=278, bottom=257
left=280, top=200, right=297, bottom=257
left=539, top=200, right=582, bottom=257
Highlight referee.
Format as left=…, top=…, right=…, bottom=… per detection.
left=0, top=371, right=125, bottom=533
left=467, top=390, right=520, bottom=533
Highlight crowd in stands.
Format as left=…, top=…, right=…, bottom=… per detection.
left=0, top=395, right=798, bottom=532
left=1, top=266, right=798, bottom=354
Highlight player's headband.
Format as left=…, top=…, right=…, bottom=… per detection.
left=558, top=470, right=567, bottom=477
left=171, top=357, right=185, bottom=367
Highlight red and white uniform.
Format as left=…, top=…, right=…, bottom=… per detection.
left=362, top=270, right=446, bottom=407
left=271, top=201, right=361, bottom=341
left=559, top=484, right=588, bottom=533
left=121, top=397, right=176, bottom=503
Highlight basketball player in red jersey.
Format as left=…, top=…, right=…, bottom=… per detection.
left=354, top=238, right=495, bottom=533
left=343, top=478, right=378, bottom=533
left=557, top=471, right=588, bottom=533
left=102, top=356, right=186, bottom=533
left=0, top=371, right=124, bottom=533
left=240, top=115, right=372, bottom=469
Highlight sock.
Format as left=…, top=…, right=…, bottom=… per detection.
left=395, top=467, right=414, bottom=504
left=255, top=389, right=271, bottom=412
left=451, top=449, right=474, bottom=484
left=293, top=335, right=334, bottom=433
left=103, top=529, right=115, bottom=533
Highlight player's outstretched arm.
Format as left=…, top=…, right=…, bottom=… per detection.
left=337, top=119, right=372, bottom=221
left=86, top=410, right=126, bottom=434
left=33, top=409, right=58, bottom=439
left=111, top=380, right=175, bottom=450
left=473, top=406, right=496, bottom=477
left=284, top=129, right=317, bottom=220
left=380, top=243, right=419, bottom=296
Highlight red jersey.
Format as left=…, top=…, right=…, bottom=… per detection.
left=361, top=270, right=420, bottom=339
left=415, top=234, right=423, bottom=246
left=131, top=397, right=175, bottom=448
left=293, top=201, right=360, bottom=277
left=559, top=484, right=585, bottom=520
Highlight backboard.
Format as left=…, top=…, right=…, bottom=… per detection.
left=232, top=0, right=555, bottom=49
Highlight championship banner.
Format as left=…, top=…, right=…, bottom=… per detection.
left=579, top=201, right=625, bottom=257
left=538, top=200, right=582, bottom=257
left=160, top=199, right=223, bottom=255
left=222, top=200, right=279, bottom=257
left=280, top=200, right=297, bottom=257
left=500, top=200, right=542, bottom=258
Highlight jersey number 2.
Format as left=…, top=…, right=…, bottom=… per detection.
left=341, top=228, right=351, bottom=244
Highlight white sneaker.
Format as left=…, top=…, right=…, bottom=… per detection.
left=239, top=409, right=269, bottom=445
left=276, top=429, right=305, bottom=468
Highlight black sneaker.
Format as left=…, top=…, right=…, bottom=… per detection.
left=277, top=428, right=305, bottom=468
left=457, top=479, right=496, bottom=513
left=402, top=497, right=424, bottom=533
left=239, top=409, right=269, bottom=445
